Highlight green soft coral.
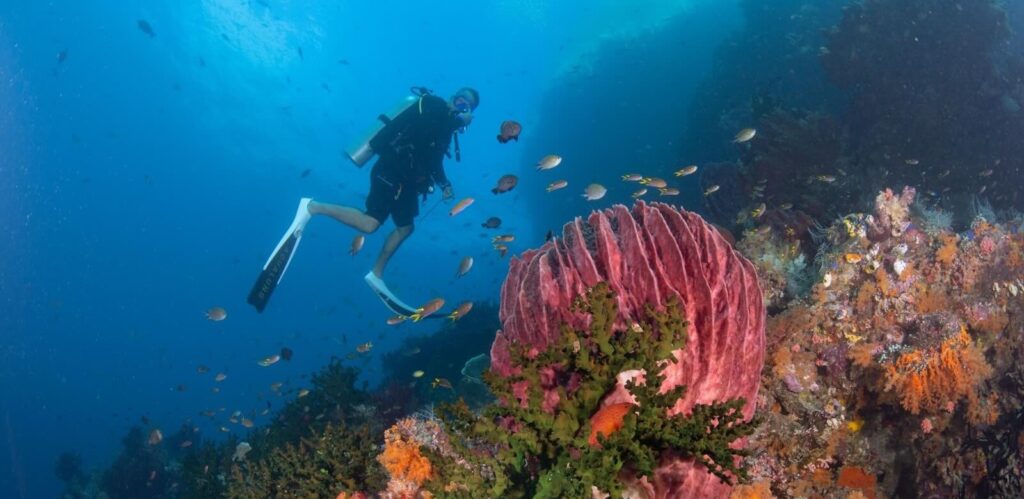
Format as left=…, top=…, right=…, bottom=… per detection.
left=226, top=423, right=385, bottom=498
left=426, top=283, right=759, bottom=498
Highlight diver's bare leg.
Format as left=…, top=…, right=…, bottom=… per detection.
left=307, top=201, right=379, bottom=234
left=372, top=224, right=414, bottom=278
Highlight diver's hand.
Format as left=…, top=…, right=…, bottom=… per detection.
left=442, top=185, right=454, bottom=201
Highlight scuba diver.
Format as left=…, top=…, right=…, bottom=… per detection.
left=247, top=87, right=479, bottom=314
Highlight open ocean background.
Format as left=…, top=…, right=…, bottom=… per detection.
left=0, top=1, right=743, bottom=497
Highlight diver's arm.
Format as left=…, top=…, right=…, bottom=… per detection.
left=431, top=155, right=451, bottom=190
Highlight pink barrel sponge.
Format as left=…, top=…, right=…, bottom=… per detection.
left=489, top=201, right=766, bottom=497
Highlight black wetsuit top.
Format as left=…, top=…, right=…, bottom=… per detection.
left=363, top=94, right=463, bottom=227
left=370, top=94, right=462, bottom=193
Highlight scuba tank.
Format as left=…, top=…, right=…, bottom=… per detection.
left=345, top=87, right=431, bottom=167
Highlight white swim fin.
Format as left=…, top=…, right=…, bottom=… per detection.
left=247, top=198, right=313, bottom=312
left=364, top=271, right=420, bottom=317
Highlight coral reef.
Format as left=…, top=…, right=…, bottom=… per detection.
left=736, top=219, right=813, bottom=311
left=482, top=201, right=766, bottom=496
left=379, top=301, right=500, bottom=414
left=738, top=186, right=1024, bottom=497
left=99, top=426, right=176, bottom=499
left=254, top=359, right=374, bottom=451
left=227, top=423, right=385, bottom=498
left=429, top=283, right=759, bottom=497
left=377, top=417, right=447, bottom=497
left=226, top=359, right=386, bottom=497
left=54, top=451, right=89, bottom=499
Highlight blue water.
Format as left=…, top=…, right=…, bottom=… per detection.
left=0, top=1, right=741, bottom=497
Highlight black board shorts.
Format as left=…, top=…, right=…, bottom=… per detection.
left=365, top=163, right=419, bottom=227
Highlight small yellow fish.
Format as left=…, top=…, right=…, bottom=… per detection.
left=448, top=197, right=474, bottom=216
left=640, top=177, right=667, bottom=188
left=536, top=154, right=562, bottom=170
left=659, top=188, right=680, bottom=196
left=733, top=128, right=756, bottom=143
left=492, top=234, right=515, bottom=243
left=621, top=173, right=643, bottom=181
left=258, top=355, right=281, bottom=367
left=432, top=377, right=454, bottom=390
left=583, top=183, right=607, bottom=201
left=632, top=188, right=648, bottom=198
left=844, top=253, right=863, bottom=264
left=456, top=256, right=473, bottom=278
left=494, top=244, right=509, bottom=258
left=674, top=165, right=698, bottom=176
left=356, top=342, right=373, bottom=353
left=412, top=370, right=425, bottom=378
left=206, top=307, right=227, bottom=321
left=240, top=418, right=254, bottom=428
left=703, top=185, right=720, bottom=196
left=349, top=235, right=364, bottom=256
left=751, top=203, right=766, bottom=219
left=387, top=314, right=407, bottom=326
left=298, top=388, right=310, bottom=398
left=411, top=298, right=445, bottom=321
left=448, top=301, right=473, bottom=321
left=547, top=180, right=568, bottom=192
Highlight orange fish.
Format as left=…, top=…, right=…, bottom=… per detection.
left=587, top=403, right=633, bottom=447
left=640, top=177, right=667, bottom=189
left=456, top=256, right=473, bottom=278
left=447, top=301, right=473, bottom=321
left=497, top=120, right=521, bottom=143
left=546, top=180, right=568, bottom=192
left=491, top=174, right=518, bottom=194
left=449, top=197, right=474, bottom=216
left=386, top=314, right=407, bottom=325
left=411, top=298, right=445, bottom=321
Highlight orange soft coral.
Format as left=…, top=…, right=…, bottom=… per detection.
left=379, top=426, right=432, bottom=487
left=729, top=480, right=775, bottom=498
left=913, top=283, right=951, bottom=315
left=587, top=402, right=634, bottom=446
left=837, top=466, right=877, bottom=499
left=935, top=233, right=958, bottom=266
left=882, top=328, right=992, bottom=415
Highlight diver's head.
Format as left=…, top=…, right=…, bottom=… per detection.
left=452, top=87, right=480, bottom=113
